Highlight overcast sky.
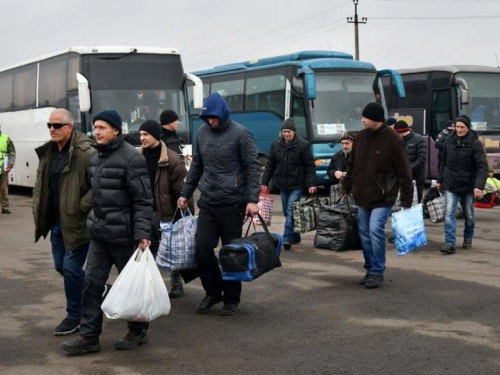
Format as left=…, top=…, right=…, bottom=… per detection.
left=1, top=0, right=500, bottom=72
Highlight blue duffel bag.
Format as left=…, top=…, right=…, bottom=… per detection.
left=219, top=214, right=283, bottom=282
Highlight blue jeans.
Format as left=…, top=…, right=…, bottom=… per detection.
left=50, top=222, right=89, bottom=320
left=444, top=190, right=475, bottom=245
left=280, top=189, right=303, bottom=243
left=358, top=206, right=392, bottom=277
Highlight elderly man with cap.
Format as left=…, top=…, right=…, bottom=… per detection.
left=61, top=109, right=153, bottom=355
left=138, top=119, right=193, bottom=298
left=393, top=120, right=427, bottom=203
left=160, top=109, right=184, bottom=157
left=436, top=115, right=488, bottom=255
left=435, top=120, right=455, bottom=170
left=342, top=102, right=413, bottom=289
left=262, top=118, right=317, bottom=250
left=327, top=131, right=354, bottom=202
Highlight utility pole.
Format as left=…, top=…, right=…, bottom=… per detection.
left=347, top=0, right=367, bottom=61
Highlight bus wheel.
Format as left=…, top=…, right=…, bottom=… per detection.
left=259, top=155, right=275, bottom=193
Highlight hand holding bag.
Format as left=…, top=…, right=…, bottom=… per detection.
left=253, top=186, right=273, bottom=226
left=391, top=204, right=427, bottom=256
left=102, top=247, right=171, bottom=322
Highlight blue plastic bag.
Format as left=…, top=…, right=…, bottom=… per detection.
left=391, top=204, right=427, bottom=256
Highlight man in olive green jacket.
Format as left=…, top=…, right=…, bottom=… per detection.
left=33, top=109, right=95, bottom=336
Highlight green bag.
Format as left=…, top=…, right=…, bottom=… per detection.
left=293, top=196, right=323, bottom=233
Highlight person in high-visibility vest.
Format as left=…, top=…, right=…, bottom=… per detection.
left=0, top=124, right=16, bottom=214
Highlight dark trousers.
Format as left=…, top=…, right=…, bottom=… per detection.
left=416, top=178, right=425, bottom=204
left=79, top=239, right=148, bottom=337
left=195, top=202, right=245, bottom=304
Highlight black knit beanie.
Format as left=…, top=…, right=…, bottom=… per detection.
left=281, top=118, right=297, bottom=132
left=93, top=110, right=123, bottom=133
left=362, top=102, right=385, bottom=122
left=139, top=119, right=162, bottom=141
left=160, top=110, right=179, bottom=125
left=455, top=115, right=471, bottom=129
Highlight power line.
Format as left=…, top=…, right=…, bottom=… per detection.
left=185, top=23, right=349, bottom=71
left=183, top=1, right=351, bottom=60
left=371, top=15, right=500, bottom=19
left=374, top=0, right=500, bottom=2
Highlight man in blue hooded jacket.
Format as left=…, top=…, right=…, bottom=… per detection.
left=178, top=93, right=260, bottom=316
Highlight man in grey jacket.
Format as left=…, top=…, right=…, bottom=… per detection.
left=61, top=109, right=153, bottom=355
left=178, top=93, right=260, bottom=316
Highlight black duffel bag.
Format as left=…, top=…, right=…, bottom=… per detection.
left=314, top=195, right=361, bottom=251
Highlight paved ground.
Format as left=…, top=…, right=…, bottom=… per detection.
left=1, top=189, right=500, bottom=375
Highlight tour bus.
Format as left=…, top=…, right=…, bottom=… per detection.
left=187, top=50, right=405, bottom=187
left=381, top=65, right=500, bottom=178
left=0, top=46, right=203, bottom=187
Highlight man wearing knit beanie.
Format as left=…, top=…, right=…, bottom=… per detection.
left=386, top=117, right=397, bottom=129
left=160, top=110, right=184, bottom=156
left=341, top=102, right=413, bottom=289
left=62, top=109, right=154, bottom=354
left=262, top=118, right=317, bottom=250
left=139, top=119, right=193, bottom=299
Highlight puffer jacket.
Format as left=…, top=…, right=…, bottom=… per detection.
left=87, top=135, right=153, bottom=244
left=33, top=132, right=95, bottom=250
left=402, top=131, right=427, bottom=183
left=438, top=130, right=488, bottom=194
left=181, top=93, right=260, bottom=205
left=342, top=123, right=414, bottom=209
left=262, top=135, right=316, bottom=190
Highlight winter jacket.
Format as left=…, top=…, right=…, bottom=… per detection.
left=160, top=128, right=184, bottom=156
left=326, top=150, right=350, bottom=185
left=33, top=132, right=95, bottom=251
left=0, top=131, right=16, bottom=174
left=87, top=135, right=153, bottom=244
left=342, top=123, right=414, bottom=209
left=402, top=131, right=427, bottom=183
left=437, top=130, right=488, bottom=194
left=181, top=93, right=260, bottom=205
left=262, top=135, right=316, bottom=190
left=139, top=141, right=194, bottom=222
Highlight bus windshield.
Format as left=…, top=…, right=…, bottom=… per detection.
left=457, top=72, right=500, bottom=131
left=86, top=54, right=188, bottom=143
left=311, top=71, right=378, bottom=138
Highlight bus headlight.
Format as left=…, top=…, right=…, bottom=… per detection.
left=315, top=159, right=331, bottom=166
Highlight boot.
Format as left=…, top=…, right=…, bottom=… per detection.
left=169, top=271, right=184, bottom=298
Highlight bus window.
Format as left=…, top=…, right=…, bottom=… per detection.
left=68, top=94, right=82, bottom=133
left=292, top=96, right=307, bottom=138
left=0, top=72, right=13, bottom=111
left=246, top=74, right=286, bottom=116
left=211, top=78, right=244, bottom=112
left=431, top=89, right=451, bottom=138
left=68, top=55, right=80, bottom=91
left=13, top=64, right=36, bottom=110
left=39, top=55, right=68, bottom=108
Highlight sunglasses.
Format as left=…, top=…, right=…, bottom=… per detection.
left=47, top=122, right=71, bottom=129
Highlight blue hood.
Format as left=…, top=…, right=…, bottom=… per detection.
left=199, top=93, right=230, bottom=124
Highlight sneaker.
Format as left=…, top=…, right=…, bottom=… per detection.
left=462, top=238, right=472, bottom=249
left=54, top=318, right=80, bottom=336
left=1, top=208, right=11, bottom=214
left=440, top=243, right=456, bottom=254
left=220, top=303, right=239, bottom=316
left=102, top=283, right=112, bottom=299
left=169, top=284, right=184, bottom=299
left=358, top=275, right=369, bottom=285
left=283, top=241, right=292, bottom=250
left=60, top=335, right=100, bottom=354
left=115, top=330, right=148, bottom=350
left=365, top=275, right=384, bottom=289
left=195, top=295, right=223, bottom=314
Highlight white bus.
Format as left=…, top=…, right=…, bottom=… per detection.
left=0, top=46, right=203, bottom=187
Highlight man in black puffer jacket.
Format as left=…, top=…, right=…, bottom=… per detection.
left=262, top=118, right=317, bottom=250
left=393, top=120, right=427, bottom=203
left=178, top=93, right=260, bottom=316
left=436, top=115, right=488, bottom=255
left=61, top=110, right=153, bottom=355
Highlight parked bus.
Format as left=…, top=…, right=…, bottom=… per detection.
left=0, top=46, right=203, bottom=187
left=381, top=65, right=500, bottom=178
left=187, top=50, right=405, bottom=187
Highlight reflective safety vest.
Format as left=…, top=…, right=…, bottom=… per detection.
left=0, top=133, right=8, bottom=171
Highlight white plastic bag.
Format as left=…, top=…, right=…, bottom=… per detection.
left=102, top=247, right=170, bottom=322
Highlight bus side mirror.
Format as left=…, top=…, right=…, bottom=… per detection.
left=76, top=73, right=91, bottom=113
left=297, top=68, right=316, bottom=100
left=185, top=72, right=203, bottom=109
left=377, top=69, right=406, bottom=98
left=461, top=89, right=469, bottom=105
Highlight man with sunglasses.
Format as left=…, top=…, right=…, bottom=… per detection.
left=33, top=109, right=95, bottom=336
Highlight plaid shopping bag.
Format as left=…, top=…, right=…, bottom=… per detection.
left=253, top=186, right=273, bottom=225
left=293, top=196, right=322, bottom=233
left=426, top=190, right=463, bottom=223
